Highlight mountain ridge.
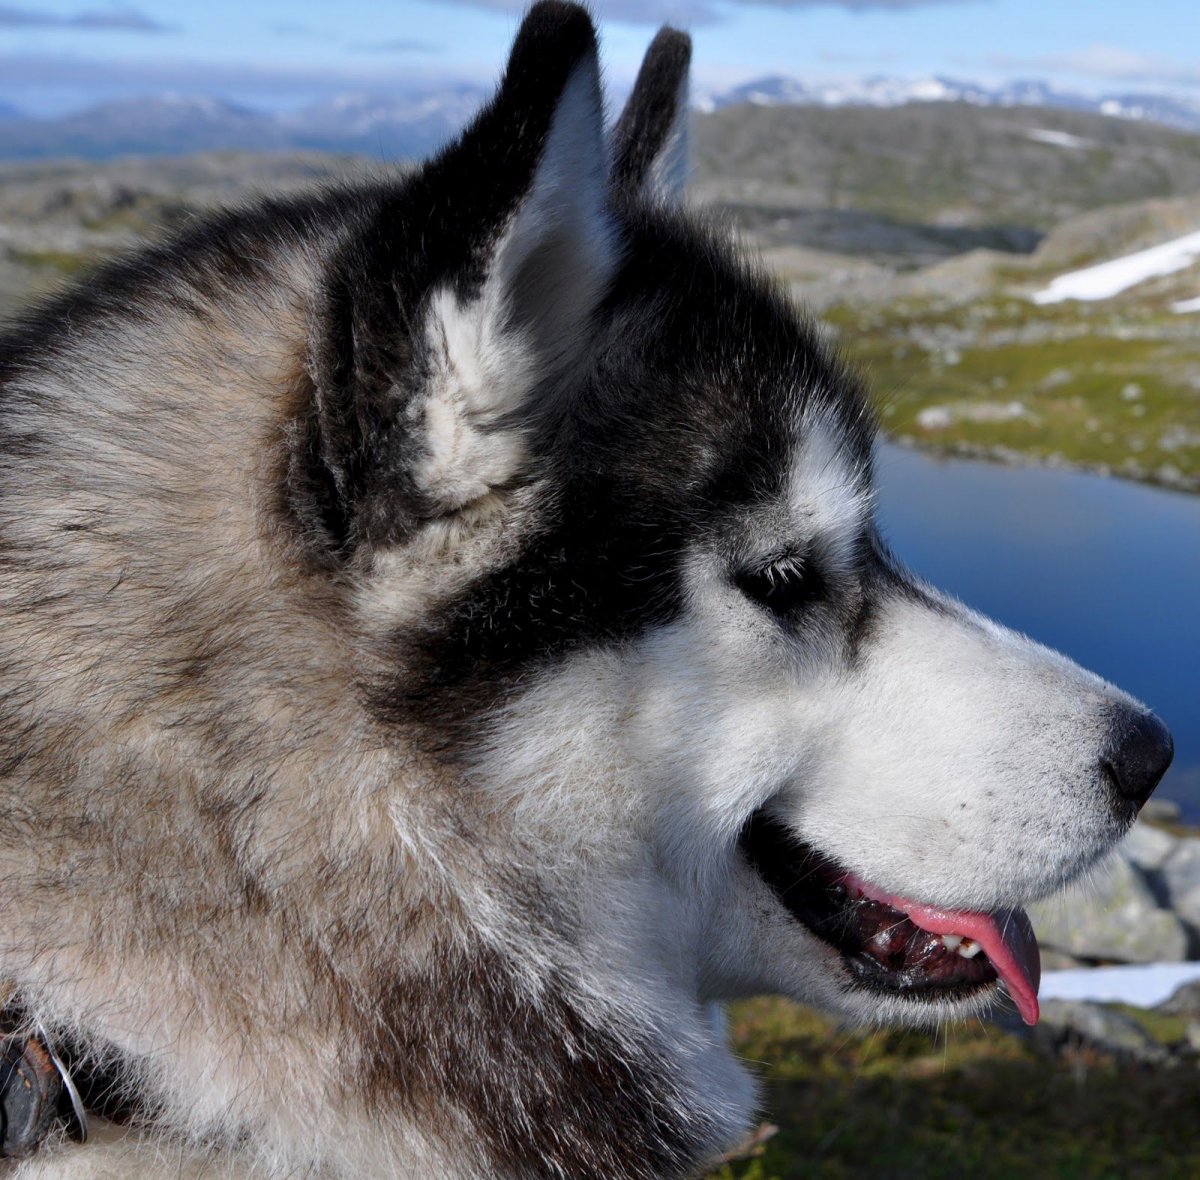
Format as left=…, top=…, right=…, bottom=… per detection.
left=2, top=74, right=1200, bottom=162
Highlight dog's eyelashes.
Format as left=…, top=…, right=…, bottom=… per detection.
left=734, top=559, right=827, bottom=618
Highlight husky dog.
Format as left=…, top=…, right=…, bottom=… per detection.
left=0, top=3, right=1172, bottom=1177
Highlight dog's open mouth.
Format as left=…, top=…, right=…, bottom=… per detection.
left=739, top=812, right=1041, bottom=1024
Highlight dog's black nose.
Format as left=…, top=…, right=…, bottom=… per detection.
left=1103, top=709, right=1174, bottom=809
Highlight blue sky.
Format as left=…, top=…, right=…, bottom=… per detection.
left=2, top=0, right=1199, bottom=116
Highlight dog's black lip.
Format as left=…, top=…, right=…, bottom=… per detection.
left=738, top=809, right=1001, bottom=1005
left=1099, top=760, right=1144, bottom=825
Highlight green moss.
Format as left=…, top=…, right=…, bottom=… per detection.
left=708, top=1161, right=785, bottom=1180
left=704, top=997, right=1200, bottom=1179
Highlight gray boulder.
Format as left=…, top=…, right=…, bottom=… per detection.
left=1158, top=979, right=1200, bottom=1017
left=1157, top=839, right=1200, bottom=932
left=1121, top=821, right=1178, bottom=875
left=1029, top=854, right=1188, bottom=963
left=1034, top=999, right=1170, bottom=1064
left=1141, top=798, right=1184, bottom=826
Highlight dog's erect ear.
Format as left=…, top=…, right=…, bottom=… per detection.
left=611, top=27, right=692, bottom=202
left=301, top=2, right=614, bottom=554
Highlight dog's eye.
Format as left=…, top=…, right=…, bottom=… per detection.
left=735, top=559, right=826, bottom=618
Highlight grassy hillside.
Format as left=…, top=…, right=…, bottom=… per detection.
left=705, top=998, right=1200, bottom=1180
left=693, top=102, right=1200, bottom=235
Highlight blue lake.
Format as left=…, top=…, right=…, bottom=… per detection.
left=876, top=444, right=1200, bottom=819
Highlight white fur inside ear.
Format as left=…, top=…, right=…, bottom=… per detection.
left=412, top=286, right=534, bottom=511
left=413, top=54, right=617, bottom=513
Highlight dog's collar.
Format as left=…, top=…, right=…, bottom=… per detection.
left=0, top=1012, right=88, bottom=1159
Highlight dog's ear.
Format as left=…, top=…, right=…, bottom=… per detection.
left=301, top=2, right=614, bottom=554
left=611, top=27, right=692, bottom=203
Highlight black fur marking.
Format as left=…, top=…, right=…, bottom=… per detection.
left=611, top=27, right=692, bottom=196
left=845, top=575, right=882, bottom=664
left=374, top=208, right=875, bottom=740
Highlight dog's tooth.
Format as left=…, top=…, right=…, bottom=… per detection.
left=941, top=934, right=963, bottom=952
left=956, top=939, right=982, bottom=959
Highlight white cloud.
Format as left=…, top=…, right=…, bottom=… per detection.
left=0, top=4, right=167, bottom=31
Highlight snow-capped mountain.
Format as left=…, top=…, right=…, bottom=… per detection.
left=276, top=88, right=487, bottom=157
left=1095, top=93, right=1200, bottom=132
left=74, top=95, right=278, bottom=141
left=276, top=88, right=487, bottom=159
left=697, top=74, right=1200, bottom=132
left=696, top=75, right=814, bottom=110
left=283, top=88, right=485, bottom=139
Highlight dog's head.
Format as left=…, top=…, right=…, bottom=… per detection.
left=295, top=3, right=1170, bottom=1035
left=0, top=4, right=1175, bottom=1174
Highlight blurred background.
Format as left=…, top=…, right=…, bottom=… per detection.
left=3, top=1, right=1200, bottom=1175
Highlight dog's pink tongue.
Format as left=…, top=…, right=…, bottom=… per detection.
left=847, top=874, right=1041, bottom=1025
left=906, top=901, right=1041, bottom=1025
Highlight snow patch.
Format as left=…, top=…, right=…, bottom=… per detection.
left=916, top=401, right=1030, bottom=430
left=1033, top=230, right=1200, bottom=304
left=1025, top=128, right=1094, bottom=150
left=1171, top=295, right=1200, bottom=314
left=1040, top=962, right=1200, bottom=1008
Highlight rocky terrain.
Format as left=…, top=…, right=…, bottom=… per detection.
left=814, top=214, right=1200, bottom=493
left=0, top=152, right=386, bottom=319
left=692, top=102, right=1200, bottom=248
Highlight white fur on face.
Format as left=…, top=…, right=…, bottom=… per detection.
left=788, top=591, right=1133, bottom=913
left=475, top=415, right=1140, bottom=1032
left=784, top=413, right=874, bottom=563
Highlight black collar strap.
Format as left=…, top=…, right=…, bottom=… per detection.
left=0, top=1023, right=88, bottom=1159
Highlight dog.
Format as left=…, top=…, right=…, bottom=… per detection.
left=0, top=4, right=1172, bottom=1177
